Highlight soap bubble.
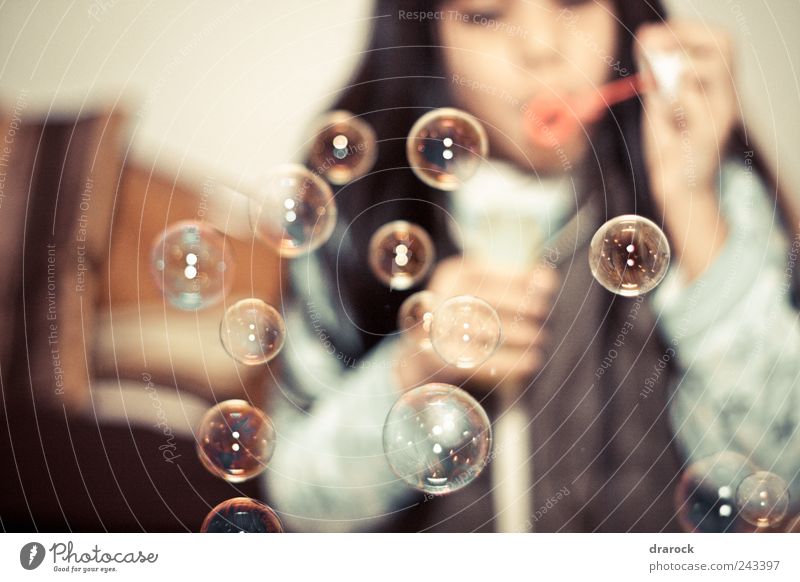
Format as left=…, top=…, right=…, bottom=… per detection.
left=430, top=295, right=502, bottom=369
left=397, top=291, right=440, bottom=351
left=201, top=497, right=284, bottom=533
left=220, top=298, right=286, bottom=365
left=675, top=452, right=758, bottom=533
left=736, top=471, right=790, bottom=528
left=307, top=110, right=377, bottom=185
left=250, top=164, right=337, bottom=258
left=196, top=400, right=276, bottom=483
left=589, top=214, right=670, bottom=297
left=150, top=220, right=233, bottom=310
left=383, top=383, right=492, bottom=495
left=406, top=107, right=488, bottom=191
left=368, top=221, right=435, bottom=290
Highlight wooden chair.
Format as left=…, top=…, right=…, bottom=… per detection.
left=0, top=101, right=284, bottom=531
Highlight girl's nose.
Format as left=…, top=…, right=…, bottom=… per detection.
left=514, top=4, right=563, bottom=70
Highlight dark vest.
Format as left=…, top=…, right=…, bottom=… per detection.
left=392, top=195, right=684, bottom=532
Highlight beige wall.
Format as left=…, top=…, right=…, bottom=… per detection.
left=1, top=0, right=798, bottom=199
left=664, top=0, right=800, bottom=200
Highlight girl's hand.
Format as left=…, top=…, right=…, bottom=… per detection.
left=638, top=20, right=737, bottom=198
left=394, top=256, right=560, bottom=392
left=636, top=21, right=737, bottom=281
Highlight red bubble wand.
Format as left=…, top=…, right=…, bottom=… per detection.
left=523, top=74, right=651, bottom=147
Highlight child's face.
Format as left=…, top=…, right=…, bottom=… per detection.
left=439, top=0, right=618, bottom=174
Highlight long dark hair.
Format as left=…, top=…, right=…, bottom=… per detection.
left=298, top=0, right=797, bottom=362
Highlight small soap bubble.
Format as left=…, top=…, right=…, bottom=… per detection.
left=589, top=214, right=670, bottom=296
left=430, top=295, right=502, bottom=369
left=250, top=164, right=337, bottom=258
left=383, top=383, right=492, bottom=495
left=368, top=221, right=435, bottom=290
left=675, top=452, right=758, bottom=533
left=220, top=298, right=286, bottom=365
left=150, top=221, right=234, bottom=310
left=736, top=471, right=790, bottom=528
left=196, top=400, right=276, bottom=483
left=406, top=108, right=488, bottom=191
left=200, top=497, right=284, bottom=533
left=307, top=110, right=377, bottom=185
left=397, top=291, right=440, bottom=350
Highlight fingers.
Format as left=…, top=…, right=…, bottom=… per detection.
left=468, top=344, right=546, bottom=389
left=396, top=321, right=547, bottom=391
left=669, top=20, right=733, bottom=62
left=504, top=319, right=549, bottom=350
left=637, top=20, right=732, bottom=62
left=428, top=256, right=561, bottom=315
left=636, top=21, right=734, bottom=94
left=529, top=261, right=561, bottom=299
left=637, top=20, right=738, bottom=159
left=420, top=254, right=559, bottom=387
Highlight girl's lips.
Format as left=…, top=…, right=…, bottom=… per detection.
left=522, top=76, right=646, bottom=147
left=522, top=92, right=586, bottom=148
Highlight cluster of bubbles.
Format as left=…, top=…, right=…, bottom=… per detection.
left=675, top=452, right=791, bottom=532
left=397, top=292, right=504, bottom=373
left=148, top=105, right=714, bottom=527
left=195, top=400, right=284, bottom=533
left=149, top=221, right=289, bottom=364
left=149, top=221, right=287, bottom=531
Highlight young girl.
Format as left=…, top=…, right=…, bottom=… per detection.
left=264, top=0, right=800, bottom=532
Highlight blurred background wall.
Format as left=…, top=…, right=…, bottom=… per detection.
left=1, top=0, right=798, bottom=195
